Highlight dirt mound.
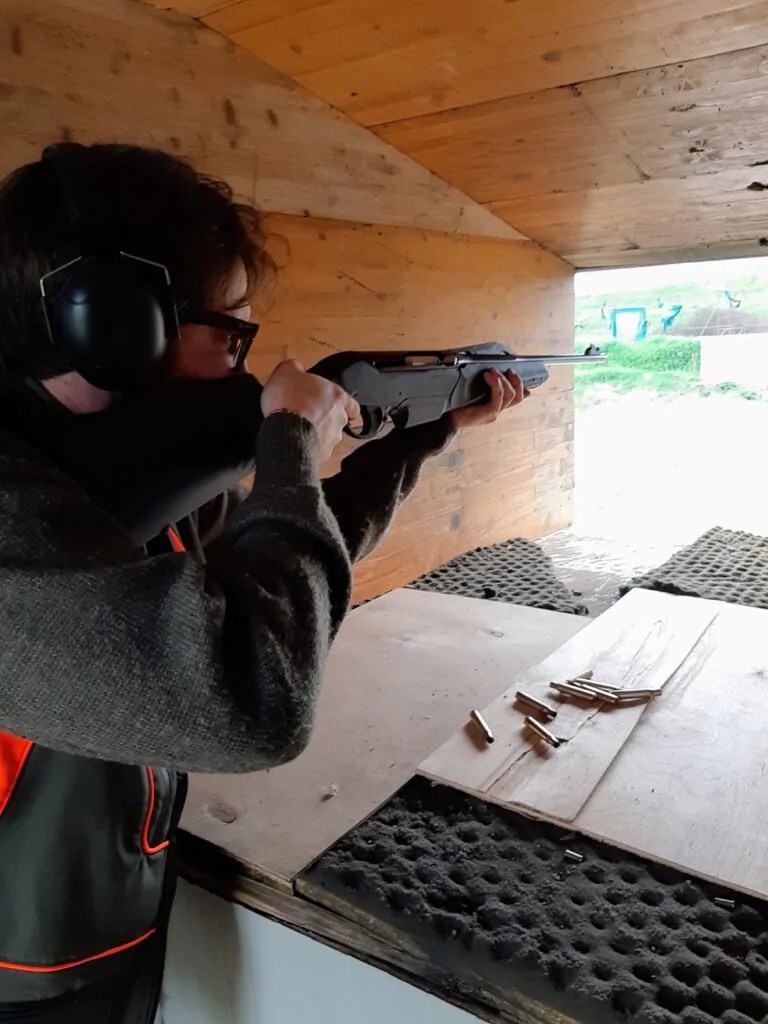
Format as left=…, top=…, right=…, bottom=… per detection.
left=672, top=307, right=768, bottom=336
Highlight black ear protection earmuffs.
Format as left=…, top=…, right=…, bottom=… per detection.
left=39, top=143, right=180, bottom=391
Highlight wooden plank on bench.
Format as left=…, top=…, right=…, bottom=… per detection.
left=181, top=589, right=587, bottom=889
left=420, top=588, right=768, bottom=900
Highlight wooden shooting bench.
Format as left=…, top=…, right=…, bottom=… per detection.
left=177, top=586, right=768, bottom=1022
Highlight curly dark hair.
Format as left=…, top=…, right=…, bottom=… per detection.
left=0, top=143, right=275, bottom=379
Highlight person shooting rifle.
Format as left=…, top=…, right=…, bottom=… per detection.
left=0, top=143, right=531, bottom=1024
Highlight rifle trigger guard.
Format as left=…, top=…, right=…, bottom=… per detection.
left=345, top=405, right=386, bottom=440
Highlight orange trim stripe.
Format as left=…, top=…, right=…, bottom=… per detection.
left=142, top=767, right=170, bottom=855
left=0, top=929, right=156, bottom=973
left=0, top=732, right=33, bottom=819
left=167, top=527, right=185, bottom=553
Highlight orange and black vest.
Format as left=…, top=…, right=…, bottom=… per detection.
left=0, top=385, right=199, bottom=1020
left=0, top=524, right=189, bottom=1021
left=0, top=737, right=184, bottom=1009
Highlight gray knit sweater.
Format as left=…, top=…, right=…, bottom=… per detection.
left=0, top=413, right=452, bottom=774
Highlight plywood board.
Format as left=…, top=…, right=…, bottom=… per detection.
left=576, top=601, right=768, bottom=900
left=420, top=589, right=768, bottom=900
left=181, top=589, right=588, bottom=889
left=419, top=588, right=717, bottom=801
left=0, top=0, right=519, bottom=239
left=256, top=215, right=575, bottom=601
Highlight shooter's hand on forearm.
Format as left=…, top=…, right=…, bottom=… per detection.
left=450, top=369, right=530, bottom=430
left=262, top=359, right=361, bottom=461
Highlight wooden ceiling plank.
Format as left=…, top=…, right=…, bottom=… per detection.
left=223, top=0, right=494, bottom=78
left=212, top=0, right=758, bottom=83
left=487, top=168, right=768, bottom=266
left=287, top=1, right=768, bottom=125
left=203, top=0, right=336, bottom=37
left=368, top=42, right=768, bottom=264
left=136, top=0, right=234, bottom=16
left=376, top=87, right=646, bottom=205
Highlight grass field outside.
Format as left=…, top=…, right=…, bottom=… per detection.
left=575, top=258, right=768, bottom=408
left=574, top=336, right=767, bottom=408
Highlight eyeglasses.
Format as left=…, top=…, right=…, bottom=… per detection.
left=181, top=308, right=260, bottom=372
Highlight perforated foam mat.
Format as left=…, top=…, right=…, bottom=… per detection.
left=622, top=527, right=768, bottom=610
left=410, top=539, right=590, bottom=617
left=302, top=778, right=768, bottom=1024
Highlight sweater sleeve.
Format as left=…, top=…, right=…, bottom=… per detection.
left=322, top=417, right=456, bottom=563
left=0, top=414, right=351, bottom=774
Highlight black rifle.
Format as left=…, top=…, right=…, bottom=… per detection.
left=2, top=345, right=604, bottom=544
left=313, top=343, right=605, bottom=439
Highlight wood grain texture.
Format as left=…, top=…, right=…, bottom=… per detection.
left=200, top=0, right=768, bottom=126
left=421, top=590, right=768, bottom=901
left=136, top=0, right=229, bottom=16
left=0, top=0, right=519, bottom=238
left=375, top=44, right=768, bottom=265
left=143, top=0, right=768, bottom=265
left=574, top=602, right=768, bottom=900
left=491, top=601, right=716, bottom=820
left=419, top=589, right=714, bottom=798
left=486, top=168, right=768, bottom=268
left=181, top=590, right=587, bottom=887
left=255, top=214, right=575, bottom=599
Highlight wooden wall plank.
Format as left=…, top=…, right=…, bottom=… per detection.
left=255, top=215, right=575, bottom=600
left=208, top=0, right=768, bottom=126
left=0, top=0, right=519, bottom=239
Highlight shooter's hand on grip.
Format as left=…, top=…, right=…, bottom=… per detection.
left=261, top=359, right=361, bottom=461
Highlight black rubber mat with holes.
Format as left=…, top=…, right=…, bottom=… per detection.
left=410, top=538, right=590, bottom=616
left=621, top=527, right=768, bottom=610
left=303, top=778, right=768, bottom=1024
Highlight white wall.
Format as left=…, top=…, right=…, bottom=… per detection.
left=159, top=880, right=478, bottom=1024
left=700, top=333, right=768, bottom=388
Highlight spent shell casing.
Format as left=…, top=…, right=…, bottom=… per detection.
left=564, top=849, right=584, bottom=864
left=551, top=681, right=618, bottom=704
left=469, top=709, right=494, bottom=744
left=578, top=686, right=620, bottom=704
left=615, top=688, right=663, bottom=700
left=714, top=897, right=736, bottom=910
left=550, top=681, right=596, bottom=700
left=524, top=716, right=561, bottom=748
left=515, top=691, right=557, bottom=719
left=575, top=678, right=620, bottom=692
